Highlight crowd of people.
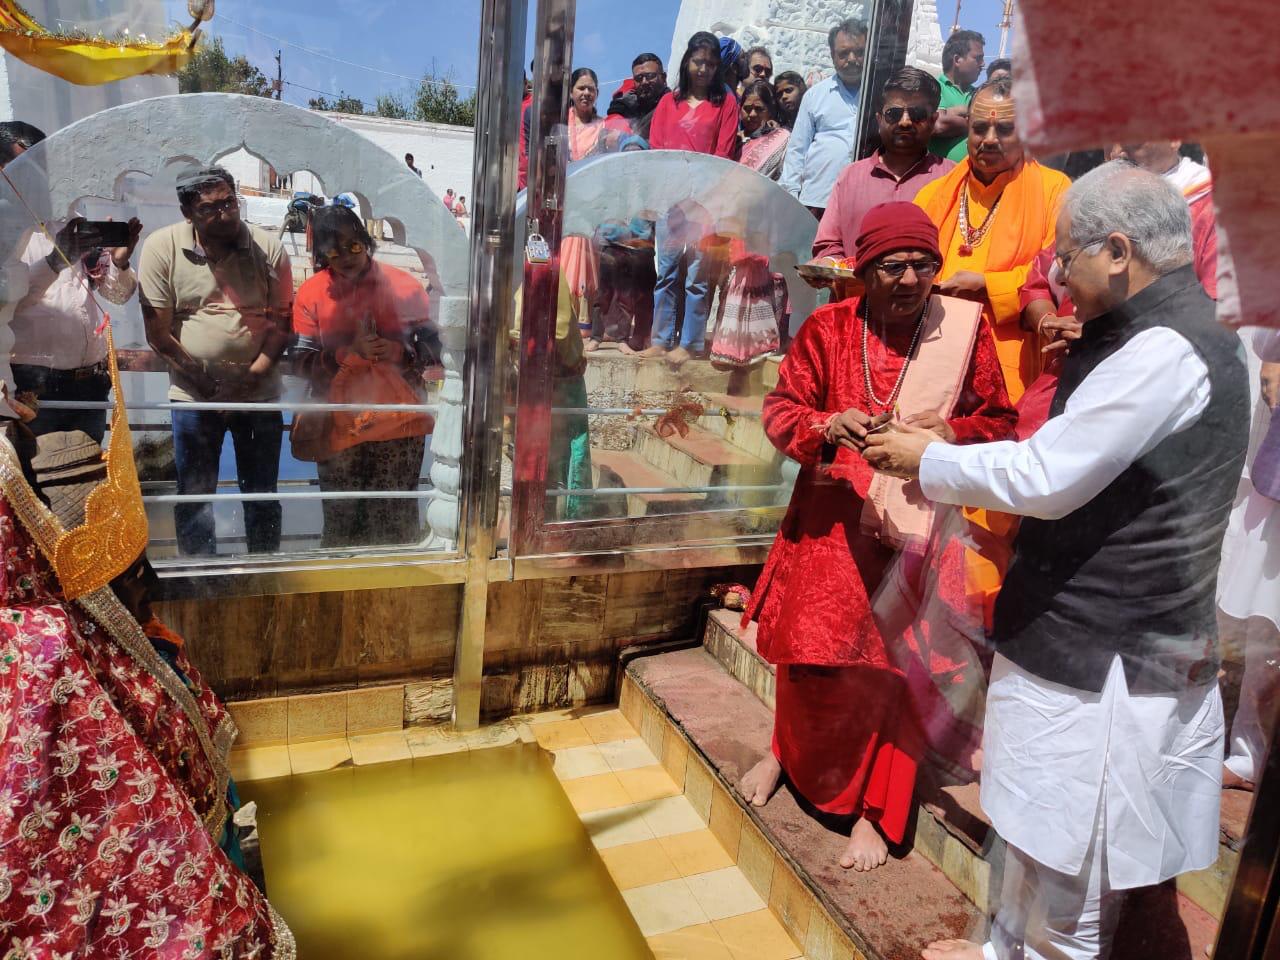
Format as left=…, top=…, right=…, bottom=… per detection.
left=0, top=12, right=1276, bottom=959
left=508, top=24, right=1041, bottom=376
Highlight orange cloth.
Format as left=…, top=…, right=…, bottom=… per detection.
left=915, top=158, right=1069, bottom=626
left=142, top=615, right=185, bottom=650
left=914, top=158, right=1070, bottom=402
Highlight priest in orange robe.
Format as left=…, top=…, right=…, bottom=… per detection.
left=914, top=77, right=1070, bottom=624
left=915, top=76, right=1069, bottom=400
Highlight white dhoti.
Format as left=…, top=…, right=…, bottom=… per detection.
left=982, top=806, right=1123, bottom=960
left=978, top=653, right=1224, bottom=960
left=1219, top=326, right=1280, bottom=782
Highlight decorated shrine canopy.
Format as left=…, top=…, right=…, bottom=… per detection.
left=1013, top=0, right=1278, bottom=330
left=0, top=0, right=194, bottom=85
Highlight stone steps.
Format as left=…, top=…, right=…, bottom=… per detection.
left=763, top=356, right=781, bottom=391
left=696, top=392, right=776, bottom=463
left=635, top=423, right=780, bottom=495
left=624, top=647, right=986, bottom=960
left=591, top=448, right=706, bottom=516
left=695, top=610, right=1222, bottom=955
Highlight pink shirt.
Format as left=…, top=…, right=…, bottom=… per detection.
left=812, top=151, right=954, bottom=260
left=648, top=91, right=740, bottom=159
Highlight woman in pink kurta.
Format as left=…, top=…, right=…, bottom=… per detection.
left=647, top=32, right=739, bottom=160
left=563, top=68, right=609, bottom=344
left=737, top=79, right=790, bottom=181
left=641, top=32, right=740, bottom=366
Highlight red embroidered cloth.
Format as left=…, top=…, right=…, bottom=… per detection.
left=0, top=483, right=291, bottom=956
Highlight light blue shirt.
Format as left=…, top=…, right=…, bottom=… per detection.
left=779, top=76, right=861, bottom=208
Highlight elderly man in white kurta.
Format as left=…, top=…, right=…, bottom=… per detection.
left=863, top=161, right=1250, bottom=960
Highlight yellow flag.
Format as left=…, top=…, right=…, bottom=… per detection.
left=0, top=0, right=193, bottom=85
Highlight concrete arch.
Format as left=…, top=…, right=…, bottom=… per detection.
left=516, top=150, right=819, bottom=323
left=0, top=93, right=468, bottom=296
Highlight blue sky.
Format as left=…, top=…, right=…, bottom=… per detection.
left=161, top=0, right=1010, bottom=110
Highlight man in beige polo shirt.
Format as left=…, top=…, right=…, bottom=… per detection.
left=139, top=166, right=292, bottom=556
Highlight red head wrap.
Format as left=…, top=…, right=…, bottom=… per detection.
left=854, top=201, right=943, bottom=274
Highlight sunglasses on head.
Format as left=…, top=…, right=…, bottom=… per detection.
left=881, top=105, right=932, bottom=124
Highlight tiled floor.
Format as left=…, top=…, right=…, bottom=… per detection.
left=230, top=704, right=809, bottom=960
left=533, top=709, right=806, bottom=960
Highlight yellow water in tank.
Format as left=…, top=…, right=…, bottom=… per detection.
left=242, top=742, right=652, bottom=960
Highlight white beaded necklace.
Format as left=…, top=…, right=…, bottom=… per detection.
left=861, top=298, right=929, bottom=413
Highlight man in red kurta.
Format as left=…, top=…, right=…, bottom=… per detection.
left=740, top=203, right=1016, bottom=870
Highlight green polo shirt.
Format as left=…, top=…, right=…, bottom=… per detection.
left=928, top=74, right=975, bottom=163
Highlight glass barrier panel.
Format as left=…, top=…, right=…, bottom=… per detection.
left=506, top=3, right=1279, bottom=957
left=509, top=1, right=913, bottom=555
left=0, top=0, right=481, bottom=567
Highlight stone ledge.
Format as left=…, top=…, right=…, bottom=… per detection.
left=685, top=617, right=1225, bottom=954
left=627, top=648, right=986, bottom=960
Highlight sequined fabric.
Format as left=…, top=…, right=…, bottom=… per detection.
left=0, top=492, right=293, bottom=957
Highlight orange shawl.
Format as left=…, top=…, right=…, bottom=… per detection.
left=915, top=158, right=1069, bottom=395
left=917, top=157, right=1061, bottom=287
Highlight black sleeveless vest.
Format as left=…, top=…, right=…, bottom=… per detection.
left=992, top=266, right=1249, bottom=694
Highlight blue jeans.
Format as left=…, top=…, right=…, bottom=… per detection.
left=11, top=363, right=109, bottom=443
left=651, top=213, right=714, bottom=352
left=171, top=406, right=283, bottom=555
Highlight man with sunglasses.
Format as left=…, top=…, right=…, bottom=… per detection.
left=740, top=201, right=1015, bottom=874
left=811, top=67, right=954, bottom=266
left=604, top=53, right=669, bottom=142
left=139, top=166, right=293, bottom=556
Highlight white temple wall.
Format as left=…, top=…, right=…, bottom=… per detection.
left=671, top=0, right=944, bottom=85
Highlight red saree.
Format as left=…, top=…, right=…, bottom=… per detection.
left=744, top=296, right=1015, bottom=839
left=0, top=436, right=292, bottom=957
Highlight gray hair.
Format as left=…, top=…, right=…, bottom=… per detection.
left=1063, top=160, right=1193, bottom=273
left=828, top=18, right=868, bottom=50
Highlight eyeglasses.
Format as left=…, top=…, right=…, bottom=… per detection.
left=322, top=240, right=367, bottom=259
left=1053, top=235, right=1128, bottom=277
left=193, top=197, right=238, bottom=217
left=881, top=105, right=932, bottom=124
left=876, top=258, right=940, bottom=279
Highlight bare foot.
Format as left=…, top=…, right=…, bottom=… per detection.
left=921, top=939, right=986, bottom=960
left=585, top=338, right=601, bottom=352
left=666, top=346, right=692, bottom=367
left=637, top=344, right=668, bottom=359
left=839, top=817, right=888, bottom=872
left=618, top=342, right=637, bottom=355
left=738, top=754, right=783, bottom=807
left=1223, top=764, right=1255, bottom=792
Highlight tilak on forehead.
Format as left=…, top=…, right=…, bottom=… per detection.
left=973, top=89, right=1018, bottom=122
